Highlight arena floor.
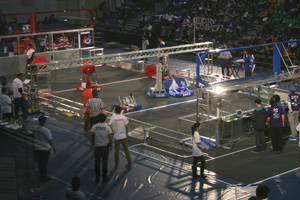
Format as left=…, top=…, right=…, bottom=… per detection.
left=32, top=46, right=300, bottom=200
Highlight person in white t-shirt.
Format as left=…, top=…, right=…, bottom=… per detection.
left=65, top=176, right=86, bottom=200
left=33, top=116, right=56, bottom=182
left=108, top=106, right=132, bottom=167
left=26, top=43, right=35, bottom=64
left=13, top=73, right=28, bottom=120
left=141, top=35, right=149, bottom=62
left=89, top=114, right=112, bottom=183
left=192, top=123, right=207, bottom=179
left=0, top=87, right=12, bottom=121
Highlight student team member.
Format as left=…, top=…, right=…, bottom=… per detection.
left=252, top=99, right=267, bottom=153
left=89, top=114, right=112, bottom=183
left=33, top=116, right=56, bottom=182
left=266, top=97, right=285, bottom=154
left=191, top=123, right=207, bottom=179
left=287, top=86, right=300, bottom=140
left=13, top=73, right=28, bottom=121
left=108, top=106, right=132, bottom=167
left=234, top=51, right=255, bottom=77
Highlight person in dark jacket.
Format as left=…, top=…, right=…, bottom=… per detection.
left=252, top=99, right=267, bottom=153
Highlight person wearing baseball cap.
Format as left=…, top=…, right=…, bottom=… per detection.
left=288, top=85, right=300, bottom=140
left=33, top=115, right=56, bottom=182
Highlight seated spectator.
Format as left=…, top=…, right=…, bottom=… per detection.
left=0, top=40, right=10, bottom=57
left=65, top=176, right=86, bottom=200
left=289, top=35, right=298, bottom=58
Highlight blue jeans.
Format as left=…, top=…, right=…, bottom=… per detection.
left=254, top=129, right=266, bottom=151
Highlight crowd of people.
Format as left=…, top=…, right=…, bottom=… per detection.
left=0, top=33, right=75, bottom=58
left=97, top=0, right=299, bottom=60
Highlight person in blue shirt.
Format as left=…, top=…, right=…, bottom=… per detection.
left=234, top=51, right=255, bottom=77
left=0, top=40, right=9, bottom=57
left=243, top=52, right=255, bottom=77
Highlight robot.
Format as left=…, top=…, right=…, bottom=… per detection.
left=76, top=61, right=102, bottom=91
left=111, top=94, right=142, bottom=113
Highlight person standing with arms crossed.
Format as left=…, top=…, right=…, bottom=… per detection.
left=266, top=97, right=285, bottom=154
left=89, top=114, right=112, bottom=183
left=81, top=90, right=106, bottom=128
left=108, top=106, right=132, bottom=168
left=33, top=116, right=56, bottom=182
left=287, top=86, right=300, bottom=140
left=191, top=123, right=207, bottom=179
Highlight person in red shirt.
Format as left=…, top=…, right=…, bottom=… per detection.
left=81, top=88, right=93, bottom=134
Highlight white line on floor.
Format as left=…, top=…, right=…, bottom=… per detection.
left=248, top=167, right=299, bottom=186
left=54, top=76, right=148, bottom=94
left=125, top=99, right=197, bottom=116
left=206, top=135, right=292, bottom=162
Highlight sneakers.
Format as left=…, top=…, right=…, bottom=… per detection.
left=277, top=151, right=283, bottom=154
left=251, top=150, right=260, bottom=153
left=288, top=136, right=297, bottom=141
left=40, top=176, right=52, bottom=182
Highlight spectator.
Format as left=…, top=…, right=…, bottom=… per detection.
left=13, top=73, right=28, bottom=121
left=287, top=86, right=300, bottom=140
left=88, top=114, right=112, bottom=183
left=80, top=90, right=106, bottom=128
left=33, top=116, right=56, bottom=182
left=289, top=35, right=298, bottom=58
left=108, top=106, right=132, bottom=168
left=252, top=99, right=267, bottom=153
left=266, top=97, right=285, bottom=154
left=26, top=43, right=35, bottom=65
left=65, top=176, right=86, bottom=200
left=0, top=40, right=9, bottom=57
left=248, top=184, right=270, bottom=200
left=0, top=87, right=12, bottom=121
left=141, top=35, right=149, bottom=62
